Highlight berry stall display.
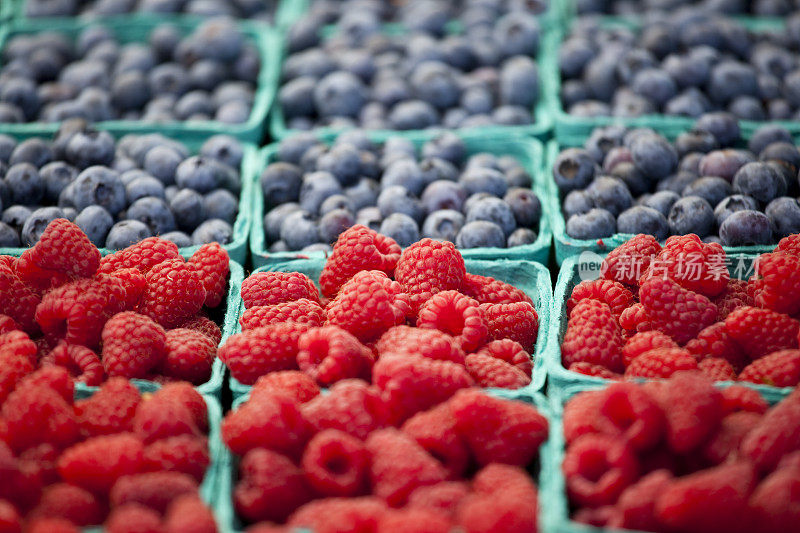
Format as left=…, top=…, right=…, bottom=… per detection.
left=0, top=376, right=220, bottom=532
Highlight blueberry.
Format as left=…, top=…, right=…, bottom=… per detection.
left=719, top=210, right=773, bottom=246
left=0, top=78, right=40, bottom=120
left=639, top=190, right=678, bottom=217
left=174, top=156, right=228, bottom=193
left=693, top=112, right=741, bottom=147
left=422, top=132, right=466, bottom=166
left=732, top=162, right=786, bottom=205
left=566, top=208, right=616, bottom=240
left=200, top=135, right=243, bottom=169
left=506, top=228, right=537, bottom=247
left=382, top=137, right=416, bottom=165
left=192, top=218, right=233, bottom=245
left=708, top=61, right=758, bottom=104
left=355, top=206, right=383, bottom=232
left=586, top=177, right=633, bottom=217
left=409, top=61, right=461, bottom=110
left=0, top=222, right=20, bottom=247
left=126, top=196, right=175, bottom=235
left=170, top=189, right=207, bottom=232
left=421, top=209, right=464, bottom=242
left=345, top=178, right=380, bottom=211
left=72, top=166, right=126, bottom=215
left=494, top=13, right=540, bottom=57
left=765, top=197, right=800, bottom=239
left=21, top=207, right=65, bottom=246
left=379, top=159, right=426, bottom=196
left=159, top=231, right=192, bottom=248
left=5, top=163, right=45, bottom=205
left=143, top=146, right=183, bottom=186
left=268, top=240, right=289, bottom=253
left=203, top=188, right=238, bottom=224
left=379, top=213, right=419, bottom=247
left=682, top=177, right=732, bottom=208
left=280, top=210, right=319, bottom=249
left=75, top=205, right=114, bottom=247
left=388, top=100, right=440, bottom=130
left=419, top=157, right=458, bottom=186
left=264, top=202, right=302, bottom=243
left=559, top=38, right=594, bottom=79
left=10, top=138, right=53, bottom=168
left=261, top=162, right=303, bottom=208
left=760, top=142, right=800, bottom=176
left=714, top=195, right=760, bottom=226
left=749, top=126, right=794, bottom=156
left=319, top=194, right=354, bottom=216
left=299, top=171, right=343, bottom=215
left=563, top=190, right=594, bottom=219
left=617, top=205, right=669, bottom=240
left=0, top=135, right=16, bottom=164
left=674, top=130, right=718, bottom=157
left=456, top=220, right=507, bottom=248
left=313, top=72, right=368, bottom=118
left=420, top=180, right=467, bottom=213
left=552, top=148, right=599, bottom=194
left=698, top=149, right=754, bottom=182
left=668, top=196, right=715, bottom=238
left=377, top=186, right=424, bottom=223
left=500, top=56, right=538, bottom=108
left=40, top=161, right=77, bottom=203
left=729, top=96, right=765, bottom=121
left=503, top=188, right=541, bottom=228
left=631, top=68, right=677, bottom=107
left=278, top=133, right=321, bottom=166
left=459, top=167, right=508, bottom=198
left=629, top=134, right=677, bottom=180
left=2, top=205, right=32, bottom=234
left=319, top=208, right=355, bottom=244
left=106, top=220, right=151, bottom=249
left=126, top=175, right=165, bottom=203
left=465, top=197, right=516, bottom=237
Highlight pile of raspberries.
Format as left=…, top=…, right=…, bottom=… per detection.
left=563, top=372, right=800, bottom=533
left=222, top=373, right=548, bottom=531
left=220, top=224, right=540, bottom=390
left=0, top=218, right=229, bottom=390
left=562, top=232, right=800, bottom=385
left=0, top=373, right=217, bottom=532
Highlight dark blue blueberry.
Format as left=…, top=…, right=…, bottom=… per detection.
left=504, top=188, right=541, bottom=228
left=10, top=138, right=53, bottom=168
left=456, top=220, right=506, bottom=248
left=421, top=180, right=467, bottom=213
left=40, top=161, right=77, bottom=203
left=585, top=125, right=626, bottom=164
left=61, top=207, right=77, bottom=222
left=749, top=126, right=794, bottom=156
left=264, top=203, right=302, bottom=243
left=504, top=166, right=533, bottom=189
left=465, top=197, right=516, bottom=237
left=319, top=194, right=355, bottom=216
left=421, top=133, right=466, bottom=167
left=766, top=197, right=800, bottom=239
left=278, top=133, right=321, bottom=166
left=300, top=144, right=329, bottom=173
left=345, top=178, right=380, bottom=211
left=617, top=205, right=669, bottom=240
left=421, top=209, right=464, bottom=242
left=631, top=68, right=677, bottom=107
left=299, top=171, right=343, bottom=215
left=714, top=194, right=759, bottom=226
left=409, top=61, right=461, bottom=110
left=668, top=196, right=715, bottom=238
left=302, top=243, right=331, bottom=253
left=316, top=144, right=362, bottom=187
left=760, top=143, right=800, bottom=177
left=494, top=13, right=539, bottom=57
left=175, top=90, right=214, bottom=120
left=607, top=162, right=650, bottom=197
left=170, top=189, right=207, bottom=232
left=419, top=157, right=458, bottom=186
left=566, top=208, right=616, bottom=240
left=319, top=208, right=355, bottom=243
left=382, top=137, right=416, bottom=166
left=381, top=159, right=427, bottom=196
left=492, top=106, right=533, bottom=125
left=74, top=205, right=114, bottom=247
left=106, top=220, right=151, bottom=249
left=708, top=61, right=758, bottom=104
left=500, top=56, right=538, bottom=108
left=72, top=166, right=126, bottom=215
left=148, top=63, right=190, bottom=98
left=111, top=72, right=151, bottom=111
left=279, top=77, right=316, bottom=119
left=261, top=162, right=303, bottom=208
left=380, top=213, right=420, bottom=248
left=729, top=96, right=765, bottom=121
left=558, top=38, right=594, bottom=79
left=200, top=135, right=243, bottom=169
left=160, top=231, right=193, bottom=248
left=674, top=130, right=718, bottom=157
left=732, top=162, right=786, bottom=205
left=698, top=149, right=754, bottom=182
left=552, top=148, right=598, bottom=193
left=2, top=205, right=32, bottom=234
left=143, top=146, right=184, bottom=186
left=126, top=196, right=176, bottom=235
left=377, top=186, right=424, bottom=223
left=459, top=167, right=508, bottom=198
left=313, top=72, right=368, bottom=118
left=586, top=177, right=633, bottom=217
left=192, top=218, right=233, bottom=245
left=664, top=89, right=710, bottom=117
left=0, top=104, right=24, bottom=123
left=583, top=56, right=617, bottom=102
left=269, top=240, right=290, bottom=252
left=216, top=100, right=249, bottom=123
left=126, top=175, right=165, bottom=203
left=174, top=156, right=228, bottom=193
left=507, top=228, right=537, bottom=247
left=0, top=135, right=16, bottom=164
left=353, top=205, right=381, bottom=231
left=0, top=78, right=40, bottom=120
left=630, top=134, right=677, bottom=180
left=694, top=112, right=741, bottom=146
left=388, top=100, right=440, bottom=130
left=0, top=222, right=20, bottom=247
left=5, top=163, right=45, bottom=205
left=663, top=53, right=710, bottom=88
left=682, top=177, right=732, bottom=208
left=719, top=210, right=773, bottom=246
left=280, top=210, right=319, bottom=249
left=203, top=189, right=238, bottom=224
left=21, top=206, right=65, bottom=246
left=563, top=190, right=594, bottom=219
left=641, top=190, right=679, bottom=217
left=461, top=86, right=493, bottom=115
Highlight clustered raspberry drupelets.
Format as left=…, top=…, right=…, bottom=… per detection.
left=219, top=224, right=541, bottom=390
left=563, top=372, right=800, bottom=533
left=222, top=376, right=548, bottom=531
left=0, top=372, right=217, bottom=532
left=0, top=218, right=229, bottom=392
left=563, top=233, right=800, bottom=386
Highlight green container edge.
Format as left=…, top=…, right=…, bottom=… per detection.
left=251, top=134, right=554, bottom=268
left=227, top=257, right=553, bottom=399
left=0, top=17, right=281, bottom=144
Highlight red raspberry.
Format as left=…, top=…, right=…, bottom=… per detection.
left=702, top=411, right=761, bottom=465
left=563, top=433, right=639, bottom=507
left=725, top=307, right=799, bottom=360
left=639, top=234, right=729, bottom=297
left=741, top=393, right=800, bottom=471
left=562, top=300, right=624, bottom=373
left=449, top=389, right=548, bottom=467
left=74, top=377, right=141, bottom=437
left=479, top=301, right=538, bottom=351
left=713, top=278, right=753, bottom=320
left=401, top=402, right=469, bottom=480
left=685, top=322, right=748, bottom=372
left=752, top=252, right=800, bottom=316
left=622, top=331, right=677, bottom=367
left=250, top=371, right=320, bottom=405
left=375, top=326, right=465, bottom=364
left=288, top=497, right=387, bottom=533
left=19, top=442, right=60, bottom=486
left=721, top=385, right=769, bottom=414
left=698, top=357, right=737, bottom=381
left=373, top=354, right=474, bottom=423
left=775, top=233, right=800, bottom=255
left=598, top=382, right=665, bottom=451
left=0, top=336, right=36, bottom=405
left=301, top=429, right=369, bottom=497
left=326, top=270, right=410, bottom=343
left=0, top=314, right=17, bottom=335
left=176, top=315, right=221, bottom=346
left=99, top=237, right=180, bottom=274
left=240, top=271, right=319, bottom=308
left=2, top=381, right=78, bottom=453
left=568, top=279, right=634, bottom=316
left=407, top=482, right=470, bottom=517
left=568, top=362, right=622, bottom=379
left=618, top=303, right=651, bottom=335
left=301, top=379, right=390, bottom=440
left=601, top=234, right=661, bottom=287
left=160, top=328, right=216, bottom=384
left=377, top=508, right=451, bottom=533
left=101, top=312, right=167, bottom=379
left=58, top=433, right=144, bottom=493
left=222, top=390, right=310, bottom=458
left=476, top=339, right=532, bottom=375
left=105, top=267, right=148, bottom=311
left=235, top=447, right=312, bottom=523
left=465, top=353, right=531, bottom=389
left=218, top=323, right=308, bottom=385
left=0, top=500, right=21, bottom=533
left=105, top=504, right=161, bottom=533
left=143, top=435, right=210, bottom=483
left=457, top=464, right=539, bottom=533
left=156, top=383, right=208, bottom=433
left=639, top=277, right=718, bottom=345
left=296, top=326, right=374, bottom=386
left=750, top=465, right=800, bottom=533
left=459, top=273, right=532, bottom=305
left=110, top=472, right=199, bottom=515
left=138, top=260, right=206, bottom=328
left=29, top=483, right=103, bottom=527
left=417, top=290, right=487, bottom=352
left=16, top=365, right=73, bottom=404
left=13, top=249, right=71, bottom=294
left=0, top=441, right=43, bottom=512
left=655, top=461, right=756, bottom=533
left=239, top=299, right=325, bottom=331
left=30, top=219, right=101, bottom=279
left=44, top=342, right=104, bottom=386
left=0, top=265, right=41, bottom=334
left=563, top=390, right=622, bottom=445
left=188, top=243, right=229, bottom=308
left=609, top=469, right=672, bottom=531
left=163, top=494, right=217, bottom=533
left=133, top=393, right=200, bottom=445
left=0, top=329, right=39, bottom=365
left=394, top=239, right=465, bottom=313
left=319, top=225, right=402, bottom=297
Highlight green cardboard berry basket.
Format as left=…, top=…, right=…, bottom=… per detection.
left=546, top=254, right=794, bottom=404
left=552, top=16, right=800, bottom=145
left=0, top=131, right=257, bottom=266
left=268, top=20, right=559, bottom=142
left=0, top=17, right=281, bottom=144
left=227, top=258, right=553, bottom=399
left=215, top=389, right=554, bottom=533
left=251, top=135, right=554, bottom=268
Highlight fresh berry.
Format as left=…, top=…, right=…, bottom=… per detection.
left=28, top=483, right=103, bottom=527
left=138, top=259, right=206, bottom=328
left=377, top=508, right=452, bottom=533
left=401, top=402, right=470, bottom=480
left=301, top=379, right=391, bottom=441
left=622, top=331, right=677, bottom=367
left=74, top=377, right=141, bottom=437
left=239, top=299, right=325, bottom=331
left=702, top=411, right=761, bottom=465
left=562, top=300, right=624, bottom=373
left=240, top=272, right=319, bottom=308
left=459, top=273, right=533, bottom=305
left=465, top=353, right=531, bottom=389
left=250, top=371, right=320, bottom=405
left=741, top=394, right=800, bottom=472
left=750, top=465, right=800, bottom=533
left=218, top=324, right=309, bottom=385
left=58, top=433, right=144, bottom=493
left=568, top=362, right=622, bottom=379
left=29, top=219, right=101, bottom=279
left=133, top=392, right=200, bottom=445
left=618, top=303, right=652, bottom=335
left=101, top=312, right=167, bottom=379
left=456, top=464, right=539, bottom=533
left=417, top=290, right=487, bottom=353
left=99, top=238, right=180, bottom=275
left=720, top=385, right=769, bottom=415
left=685, top=322, right=748, bottom=373
left=110, top=471, right=199, bottom=515
left=288, top=497, right=387, bottom=533
left=160, top=328, right=216, bottom=384
left=296, top=326, right=374, bottom=386
left=563, top=433, right=639, bottom=507
left=725, top=307, right=799, bottom=360
left=156, top=383, right=208, bottom=433
left=176, top=315, right=221, bottom=346
left=375, top=326, right=465, bottom=365
left=407, top=482, right=470, bottom=517
left=104, top=504, right=162, bottom=533
left=698, top=357, right=738, bottom=381
left=640, top=234, right=729, bottom=298
left=105, top=268, right=148, bottom=310
left=142, top=435, right=210, bottom=483
left=163, top=494, right=217, bottom=533
left=480, top=301, right=538, bottom=352
left=567, top=279, right=634, bottom=316
left=394, top=239, right=465, bottom=313
left=476, top=339, right=532, bottom=375
left=187, top=243, right=229, bottom=308
left=752, top=252, right=800, bottom=316
left=2, top=381, right=79, bottom=453
left=320, top=226, right=401, bottom=297
left=639, top=277, right=718, bottom=344
left=601, top=234, right=661, bottom=286
left=301, top=429, right=369, bottom=497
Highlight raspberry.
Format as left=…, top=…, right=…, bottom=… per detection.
left=19, top=442, right=60, bottom=486
left=99, top=237, right=180, bottom=274
left=176, top=315, right=221, bottom=346
left=752, top=252, right=800, bottom=316
left=44, top=342, right=104, bottom=386
left=377, top=508, right=451, bottom=533
left=459, top=273, right=533, bottom=305
left=0, top=314, right=17, bottom=335
left=105, top=504, right=162, bottom=533
left=417, top=290, right=487, bottom=352
left=776, top=234, right=800, bottom=256
left=57, top=433, right=144, bottom=493
left=133, top=393, right=200, bottom=445
left=301, top=379, right=390, bottom=441
left=222, top=390, right=310, bottom=458
left=110, top=472, right=199, bottom=515
left=479, top=301, right=538, bottom=351
left=296, top=326, right=374, bottom=386
left=0, top=500, right=21, bottom=533
left=394, top=239, right=465, bottom=313
left=465, top=353, right=531, bottom=389
left=568, top=362, right=622, bottom=379
left=250, top=371, right=320, bottom=405
left=319, top=225, right=402, bottom=297
left=618, top=303, right=651, bottom=335
left=375, top=326, right=465, bottom=364
left=702, top=411, right=761, bottom=465
left=622, top=331, right=677, bottom=367
left=449, top=389, right=548, bottom=467
left=562, top=300, right=624, bottom=373
left=563, top=433, right=639, bottom=507
left=74, top=377, right=141, bottom=437
left=0, top=265, right=40, bottom=334
left=476, top=339, right=532, bottom=375
left=2, top=381, right=79, bottom=453
left=143, top=435, right=210, bottom=482
left=639, top=277, right=718, bottom=344
left=365, top=428, right=448, bottom=507
left=301, top=429, right=369, bottom=497
left=610, top=469, right=672, bottom=531
left=600, top=234, right=661, bottom=286
left=138, top=260, right=206, bottom=328
left=373, top=354, right=474, bottom=423
left=326, top=270, right=410, bottom=343
left=685, top=322, right=748, bottom=372
left=105, top=268, right=148, bottom=310
left=720, top=385, right=769, bottom=414
left=0, top=336, right=36, bottom=405
left=25, top=518, right=79, bottom=533
left=698, top=357, right=737, bottom=381
left=188, top=243, right=229, bottom=308
left=725, top=307, right=799, bottom=360
left=741, top=393, right=800, bottom=471
left=288, top=497, right=387, bottom=533
left=16, top=366, right=73, bottom=404
left=598, top=382, right=665, bottom=451
left=457, top=464, right=539, bottom=533
left=713, top=279, right=753, bottom=320
left=639, top=234, right=729, bottom=297
left=568, top=279, right=634, bottom=316
left=30, top=219, right=101, bottom=279
left=655, top=461, right=757, bottom=533
left=0, top=441, right=43, bottom=512
left=750, top=466, right=800, bottom=533
left=29, top=483, right=103, bottom=527
left=160, top=328, right=216, bottom=384
left=240, top=272, right=319, bottom=308
left=163, top=494, right=217, bottom=533
left=13, top=250, right=70, bottom=294
left=407, top=482, right=470, bottom=517
left=401, top=402, right=469, bottom=479
left=156, top=383, right=208, bottom=433
left=218, top=324, right=308, bottom=385
left=101, top=312, right=167, bottom=379
left=239, top=299, right=325, bottom=331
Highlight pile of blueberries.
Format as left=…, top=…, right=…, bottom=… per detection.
left=0, top=18, right=259, bottom=125
left=262, top=131, right=542, bottom=251
left=24, top=0, right=276, bottom=19
left=554, top=112, right=800, bottom=247
left=0, top=120, right=242, bottom=249
left=278, top=1, right=543, bottom=131
left=559, top=12, right=800, bottom=120
left=576, top=0, right=800, bottom=16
